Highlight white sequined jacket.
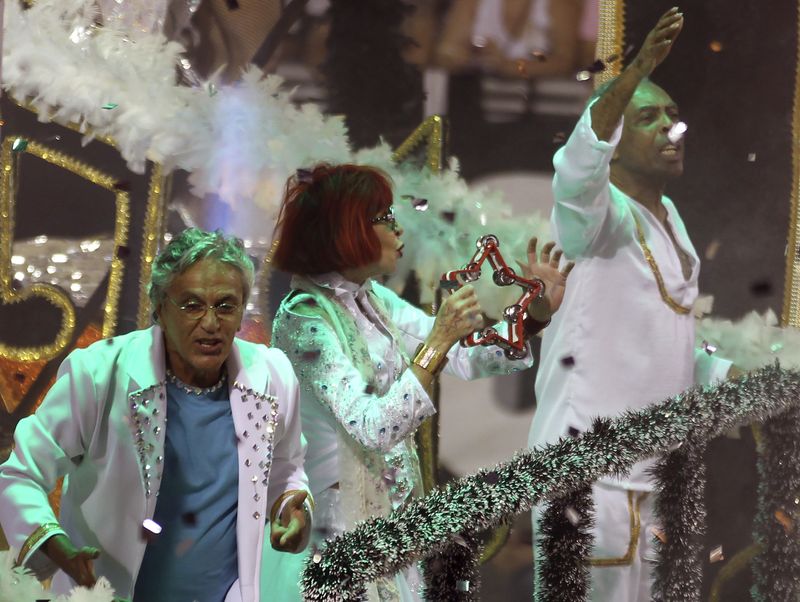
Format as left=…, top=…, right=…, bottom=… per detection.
left=0, top=325, right=309, bottom=602
left=272, top=273, right=533, bottom=528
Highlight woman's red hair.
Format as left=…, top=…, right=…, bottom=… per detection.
left=272, top=164, right=394, bottom=275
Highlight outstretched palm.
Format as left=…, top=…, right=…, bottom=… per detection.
left=516, top=238, right=573, bottom=321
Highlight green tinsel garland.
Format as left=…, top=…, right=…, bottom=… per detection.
left=751, top=407, right=800, bottom=600
left=300, top=365, right=800, bottom=600
left=534, top=484, right=594, bottom=600
left=651, top=441, right=707, bottom=601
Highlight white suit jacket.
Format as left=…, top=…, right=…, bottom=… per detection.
left=0, top=325, right=309, bottom=601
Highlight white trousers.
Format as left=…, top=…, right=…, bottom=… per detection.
left=533, top=482, right=660, bottom=602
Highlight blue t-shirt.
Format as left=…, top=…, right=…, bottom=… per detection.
left=134, top=376, right=239, bottom=602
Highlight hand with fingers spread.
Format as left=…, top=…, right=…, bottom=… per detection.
left=427, top=284, right=485, bottom=350
left=270, top=490, right=311, bottom=554
left=516, top=237, right=574, bottom=322
left=632, top=7, right=684, bottom=77
left=42, top=533, right=100, bottom=588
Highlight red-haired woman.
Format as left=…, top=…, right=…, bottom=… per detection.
left=264, top=163, right=571, bottom=600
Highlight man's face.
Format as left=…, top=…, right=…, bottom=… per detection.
left=613, top=81, right=684, bottom=182
left=156, top=258, right=244, bottom=387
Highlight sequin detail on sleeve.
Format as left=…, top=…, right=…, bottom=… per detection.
left=273, top=308, right=434, bottom=453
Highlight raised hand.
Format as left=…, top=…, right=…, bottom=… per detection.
left=270, top=490, right=310, bottom=554
left=429, top=284, right=485, bottom=348
left=42, top=533, right=100, bottom=588
left=632, top=7, right=684, bottom=77
left=516, top=237, right=573, bottom=322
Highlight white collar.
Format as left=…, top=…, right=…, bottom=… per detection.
left=307, top=272, right=373, bottom=300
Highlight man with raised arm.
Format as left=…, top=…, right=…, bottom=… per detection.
left=529, top=8, right=732, bottom=600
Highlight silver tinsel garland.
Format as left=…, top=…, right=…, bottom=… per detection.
left=650, top=441, right=707, bottom=601
left=300, top=365, right=800, bottom=600
left=422, top=533, right=481, bottom=600
left=751, top=406, right=800, bottom=600
left=534, top=484, right=594, bottom=600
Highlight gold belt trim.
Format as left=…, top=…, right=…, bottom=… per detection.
left=590, top=490, right=648, bottom=567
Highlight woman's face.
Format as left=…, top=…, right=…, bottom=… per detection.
left=342, top=206, right=404, bottom=283
left=371, top=206, right=405, bottom=275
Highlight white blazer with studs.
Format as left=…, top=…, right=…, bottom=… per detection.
left=0, top=325, right=309, bottom=602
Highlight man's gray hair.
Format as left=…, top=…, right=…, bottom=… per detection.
left=148, top=228, right=255, bottom=316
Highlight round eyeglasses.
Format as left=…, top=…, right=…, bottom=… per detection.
left=167, top=296, right=242, bottom=321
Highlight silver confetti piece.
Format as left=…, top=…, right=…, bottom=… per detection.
left=667, top=121, right=688, bottom=144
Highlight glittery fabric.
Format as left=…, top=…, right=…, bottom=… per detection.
left=273, top=275, right=434, bottom=602
left=300, top=366, right=800, bottom=601
left=272, top=276, right=434, bottom=508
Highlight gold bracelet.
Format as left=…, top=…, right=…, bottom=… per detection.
left=17, top=522, right=62, bottom=565
left=412, top=343, right=449, bottom=376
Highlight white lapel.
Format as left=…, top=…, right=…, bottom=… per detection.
left=122, top=327, right=168, bottom=514
left=227, top=340, right=281, bottom=596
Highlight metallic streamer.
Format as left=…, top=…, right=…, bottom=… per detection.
left=651, top=441, right=707, bottom=601
left=300, top=366, right=800, bottom=600
left=535, top=485, right=594, bottom=600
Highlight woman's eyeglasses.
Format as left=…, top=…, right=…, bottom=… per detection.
left=371, top=206, right=399, bottom=232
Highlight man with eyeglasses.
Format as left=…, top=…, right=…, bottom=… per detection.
left=0, top=228, right=312, bottom=602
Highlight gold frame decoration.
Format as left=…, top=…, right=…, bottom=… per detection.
left=0, top=137, right=130, bottom=361
left=136, top=163, right=170, bottom=329
left=391, top=115, right=445, bottom=172
left=782, top=0, right=800, bottom=330
left=595, top=0, right=625, bottom=86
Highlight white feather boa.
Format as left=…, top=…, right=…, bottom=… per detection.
left=697, top=309, right=800, bottom=372
left=2, top=0, right=552, bottom=307
left=0, top=550, right=116, bottom=602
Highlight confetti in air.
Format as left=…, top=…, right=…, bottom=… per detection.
left=774, top=508, right=795, bottom=534
left=142, top=519, right=162, bottom=534
left=402, top=194, right=429, bottom=211
left=564, top=506, right=581, bottom=526
left=667, top=121, right=688, bottom=144
left=471, top=35, right=487, bottom=48
left=704, top=239, right=721, bottom=260
left=750, top=280, right=773, bottom=297
left=141, top=518, right=162, bottom=543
